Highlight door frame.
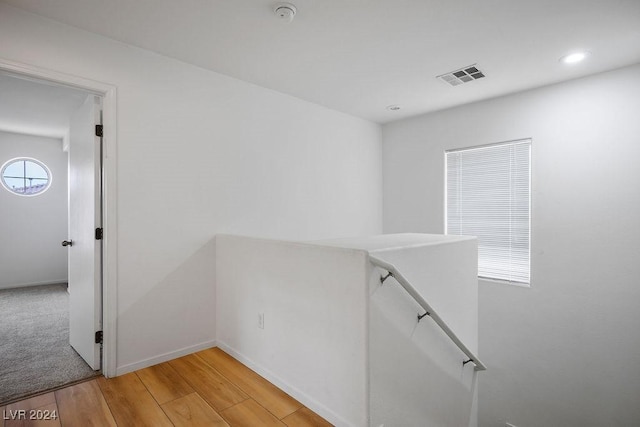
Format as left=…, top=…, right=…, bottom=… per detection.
left=0, top=57, right=118, bottom=377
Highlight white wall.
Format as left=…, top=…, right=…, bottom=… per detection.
left=366, top=237, right=478, bottom=427
left=382, top=64, right=640, bottom=426
left=0, top=131, right=68, bottom=289
left=216, top=233, right=480, bottom=426
left=0, top=4, right=383, bottom=373
left=216, top=235, right=369, bottom=427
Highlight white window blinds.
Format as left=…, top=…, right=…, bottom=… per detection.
left=446, top=140, right=531, bottom=284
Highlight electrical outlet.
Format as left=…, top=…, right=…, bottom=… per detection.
left=258, top=313, right=264, bottom=329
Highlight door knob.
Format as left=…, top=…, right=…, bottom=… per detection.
left=62, top=240, right=73, bottom=247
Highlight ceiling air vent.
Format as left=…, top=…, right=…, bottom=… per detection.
left=437, top=64, right=486, bottom=86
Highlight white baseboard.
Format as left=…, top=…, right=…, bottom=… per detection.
left=216, top=341, right=355, bottom=427
left=0, top=279, right=68, bottom=290
left=115, top=339, right=217, bottom=376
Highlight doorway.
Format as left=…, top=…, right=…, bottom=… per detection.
left=0, top=62, right=117, bottom=403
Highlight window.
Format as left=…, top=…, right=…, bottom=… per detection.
left=445, top=139, right=531, bottom=284
left=1, top=158, right=52, bottom=196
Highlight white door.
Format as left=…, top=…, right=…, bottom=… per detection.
left=66, top=94, right=102, bottom=370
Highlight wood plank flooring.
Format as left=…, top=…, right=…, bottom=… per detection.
left=1, top=348, right=332, bottom=427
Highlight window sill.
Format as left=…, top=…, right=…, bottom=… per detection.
left=478, top=277, right=531, bottom=288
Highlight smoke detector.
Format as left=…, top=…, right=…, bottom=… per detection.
left=437, top=64, right=486, bottom=87
left=274, top=3, right=297, bottom=23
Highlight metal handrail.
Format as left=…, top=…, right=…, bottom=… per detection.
left=369, top=255, right=487, bottom=372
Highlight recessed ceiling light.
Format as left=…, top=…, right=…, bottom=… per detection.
left=560, top=51, right=589, bottom=64
left=386, top=105, right=401, bottom=111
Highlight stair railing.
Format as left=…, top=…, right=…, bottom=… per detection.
left=370, top=255, right=487, bottom=372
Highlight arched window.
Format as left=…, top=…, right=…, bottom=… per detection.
left=1, top=158, right=52, bottom=196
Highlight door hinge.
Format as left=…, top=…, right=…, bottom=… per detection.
left=95, top=227, right=103, bottom=240
left=95, top=124, right=103, bottom=137
left=95, top=331, right=103, bottom=344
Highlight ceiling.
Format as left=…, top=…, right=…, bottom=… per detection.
left=3, top=0, right=640, bottom=123
left=0, top=72, right=88, bottom=139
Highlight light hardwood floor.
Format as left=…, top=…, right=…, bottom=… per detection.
left=1, top=347, right=332, bottom=427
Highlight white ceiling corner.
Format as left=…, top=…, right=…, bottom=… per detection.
left=2, top=0, right=640, bottom=123
left=0, top=72, right=88, bottom=139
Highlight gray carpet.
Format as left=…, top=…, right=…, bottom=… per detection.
left=0, top=284, right=99, bottom=405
